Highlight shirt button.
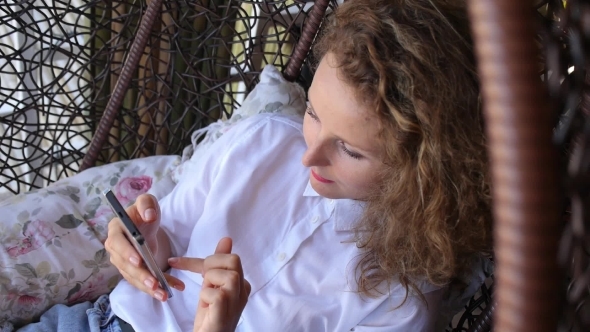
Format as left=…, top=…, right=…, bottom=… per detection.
left=312, top=215, right=320, bottom=223
left=277, top=252, right=286, bottom=261
left=329, top=199, right=335, bottom=205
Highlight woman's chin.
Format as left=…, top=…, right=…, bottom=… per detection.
left=310, top=180, right=341, bottom=199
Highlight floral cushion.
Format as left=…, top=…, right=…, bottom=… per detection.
left=0, top=155, right=180, bottom=327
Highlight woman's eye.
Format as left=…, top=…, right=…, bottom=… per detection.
left=306, top=106, right=319, bottom=122
left=340, top=142, right=362, bottom=160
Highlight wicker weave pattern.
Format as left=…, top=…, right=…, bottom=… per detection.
left=542, top=1, right=590, bottom=330
left=0, top=0, right=336, bottom=194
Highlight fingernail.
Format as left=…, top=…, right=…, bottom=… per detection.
left=143, top=208, right=156, bottom=221
left=144, top=278, right=155, bottom=289
left=168, top=257, right=179, bottom=265
left=129, top=256, right=140, bottom=266
left=154, top=290, right=164, bottom=301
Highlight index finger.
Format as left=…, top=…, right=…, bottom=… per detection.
left=168, top=257, right=204, bottom=274
left=167, top=253, right=244, bottom=277
left=167, top=237, right=237, bottom=274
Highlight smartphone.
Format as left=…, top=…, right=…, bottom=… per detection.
left=102, top=189, right=173, bottom=298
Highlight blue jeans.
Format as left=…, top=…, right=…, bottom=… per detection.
left=14, top=295, right=121, bottom=332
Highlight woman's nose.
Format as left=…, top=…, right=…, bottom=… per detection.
left=302, top=140, right=329, bottom=167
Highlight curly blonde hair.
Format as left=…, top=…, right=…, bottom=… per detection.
left=313, top=0, right=493, bottom=299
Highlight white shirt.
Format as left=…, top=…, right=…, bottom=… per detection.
left=110, top=114, right=443, bottom=331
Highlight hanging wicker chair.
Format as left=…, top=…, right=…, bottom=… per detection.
left=1, top=0, right=589, bottom=331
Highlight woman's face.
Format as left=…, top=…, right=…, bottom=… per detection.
left=302, top=53, right=386, bottom=200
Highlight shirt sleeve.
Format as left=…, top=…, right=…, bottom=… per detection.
left=157, top=115, right=273, bottom=256
left=352, top=288, right=444, bottom=332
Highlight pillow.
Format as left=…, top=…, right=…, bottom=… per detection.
left=0, top=155, right=179, bottom=328
left=172, top=64, right=306, bottom=182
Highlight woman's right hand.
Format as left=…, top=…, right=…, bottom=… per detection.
left=168, top=238, right=250, bottom=332
left=104, top=193, right=184, bottom=301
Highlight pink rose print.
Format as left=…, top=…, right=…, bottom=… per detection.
left=115, top=176, right=152, bottom=206
left=6, top=220, right=56, bottom=258
left=67, top=274, right=105, bottom=304
left=7, top=238, right=33, bottom=258
left=5, top=291, right=18, bottom=302
left=88, top=206, right=114, bottom=228
left=16, top=295, right=43, bottom=310
left=26, top=220, right=56, bottom=247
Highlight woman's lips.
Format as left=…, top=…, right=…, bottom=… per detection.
left=311, top=170, right=334, bottom=183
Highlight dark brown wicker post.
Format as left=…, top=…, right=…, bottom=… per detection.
left=283, top=0, right=330, bottom=82
left=466, top=301, right=495, bottom=332
left=467, top=1, right=562, bottom=331
left=80, top=0, right=165, bottom=171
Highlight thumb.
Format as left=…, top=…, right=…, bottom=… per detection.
left=126, top=194, right=161, bottom=244
left=214, top=237, right=232, bottom=255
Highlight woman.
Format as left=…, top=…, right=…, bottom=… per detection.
left=22, top=0, right=492, bottom=331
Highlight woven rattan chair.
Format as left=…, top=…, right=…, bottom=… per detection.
left=1, top=0, right=588, bottom=331
left=0, top=0, right=333, bottom=194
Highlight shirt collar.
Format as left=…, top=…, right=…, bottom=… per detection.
left=302, top=180, right=364, bottom=231
left=302, top=181, right=319, bottom=197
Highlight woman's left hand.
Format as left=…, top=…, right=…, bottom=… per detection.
left=168, top=237, right=251, bottom=332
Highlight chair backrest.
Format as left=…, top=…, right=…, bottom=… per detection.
left=79, top=0, right=333, bottom=171
left=0, top=0, right=336, bottom=195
